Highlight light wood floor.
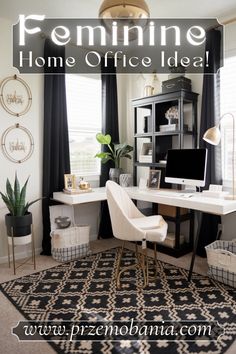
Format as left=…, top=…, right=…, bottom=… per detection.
left=0, top=239, right=235, bottom=354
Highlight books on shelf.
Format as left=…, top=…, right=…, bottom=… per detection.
left=159, top=124, right=188, bottom=132
left=139, top=155, right=152, bottom=163
left=63, top=188, right=93, bottom=195
left=139, top=142, right=152, bottom=163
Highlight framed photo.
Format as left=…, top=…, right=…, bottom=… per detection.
left=64, top=174, right=76, bottom=190
left=147, top=169, right=161, bottom=189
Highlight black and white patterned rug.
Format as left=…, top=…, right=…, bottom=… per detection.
left=1, top=248, right=236, bottom=354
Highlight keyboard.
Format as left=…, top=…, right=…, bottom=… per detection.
left=154, top=190, right=195, bottom=198
left=154, top=190, right=182, bottom=197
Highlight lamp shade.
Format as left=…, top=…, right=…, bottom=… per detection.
left=203, top=125, right=221, bottom=146
left=99, top=0, right=150, bottom=19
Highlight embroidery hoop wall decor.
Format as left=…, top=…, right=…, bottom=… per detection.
left=1, top=123, right=34, bottom=163
left=0, top=75, right=32, bottom=116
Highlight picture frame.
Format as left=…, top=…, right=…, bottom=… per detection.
left=64, top=174, right=76, bottom=190
left=147, top=169, right=161, bottom=189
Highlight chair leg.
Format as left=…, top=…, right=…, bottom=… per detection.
left=135, top=242, right=147, bottom=288
left=153, top=243, right=158, bottom=277
left=116, top=241, right=125, bottom=288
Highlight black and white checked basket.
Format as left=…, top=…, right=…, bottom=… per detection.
left=51, top=225, right=91, bottom=262
left=205, top=240, right=236, bottom=288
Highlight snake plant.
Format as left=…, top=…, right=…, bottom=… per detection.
left=95, top=133, right=133, bottom=169
left=0, top=174, right=41, bottom=216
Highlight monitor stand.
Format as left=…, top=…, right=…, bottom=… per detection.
left=181, top=186, right=198, bottom=194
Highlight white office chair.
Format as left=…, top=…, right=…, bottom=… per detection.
left=106, top=181, right=168, bottom=287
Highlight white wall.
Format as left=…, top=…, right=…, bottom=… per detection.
left=0, top=17, right=44, bottom=261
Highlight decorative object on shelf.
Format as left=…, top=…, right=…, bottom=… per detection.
left=162, top=76, right=192, bottom=93
left=78, top=177, right=91, bottom=191
left=95, top=133, right=133, bottom=183
left=0, top=75, right=32, bottom=116
left=1, top=123, right=34, bottom=163
left=144, top=85, right=154, bottom=97
left=147, top=169, right=161, bottom=189
left=119, top=173, right=132, bottom=187
left=152, top=73, right=160, bottom=94
left=165, top=105, right=179, bottom=124
left=139, top=142, right=152, bottom=163
left=168, top=63, right=186, bottom=79
left=54, top=216, right=71, bottom=229
left=64, top=174, right=76, bottom=190
left=203, top=112, right=236, bottom=200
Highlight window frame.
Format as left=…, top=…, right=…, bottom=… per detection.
left=66, top=73, right=102, bottom=181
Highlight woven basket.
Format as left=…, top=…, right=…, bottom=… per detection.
left=51, top=225, right=91, bottom=262
left=205, top=240, right=236, bottom=288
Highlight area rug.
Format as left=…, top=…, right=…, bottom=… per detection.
left=0, top=248, right=236, bottom=354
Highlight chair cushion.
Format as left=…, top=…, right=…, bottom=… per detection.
left=130, top=215, right=168, bottom=242
left=130, top=215, right=163, bottom=230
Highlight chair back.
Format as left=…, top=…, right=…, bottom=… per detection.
left=106, top=181, right=143, bottom=240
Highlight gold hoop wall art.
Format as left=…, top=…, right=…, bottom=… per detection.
left=0, top=75, right=32, bottom=116
left=1, top=124, right=34, bottom=163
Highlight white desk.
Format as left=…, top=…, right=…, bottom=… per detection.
left=53, top=188, right=107, bottom=205
left=53, top=187, right=236, bottom=215
left=53, top=187, right=236, bottom=281
left=126, top=187, right=236, bottom=215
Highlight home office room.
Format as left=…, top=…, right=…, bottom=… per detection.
left=0, top=1, right=236, bottom=354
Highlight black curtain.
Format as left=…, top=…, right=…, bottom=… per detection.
left=98, top=58, right=119, bottom=238
left=41, top=39, right=71, bottom=255
left=197, top=29, right=222, bottom=256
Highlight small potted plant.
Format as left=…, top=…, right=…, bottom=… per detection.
left=95, top=133, right=133, bottom=183
left=0, top=174, right=41, bottom=242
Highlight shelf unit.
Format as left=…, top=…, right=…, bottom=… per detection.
left=132, top=89, right=198, bottom=257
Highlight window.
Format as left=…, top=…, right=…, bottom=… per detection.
left=220, top=54, right=236, bottom=183
left=66, top=74, right=102, bottom=177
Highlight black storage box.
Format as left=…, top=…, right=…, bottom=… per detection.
left=162, top=76, right=191, bottom=93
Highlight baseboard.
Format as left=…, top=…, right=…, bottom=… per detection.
left=0, top=247, right=42, bottom=264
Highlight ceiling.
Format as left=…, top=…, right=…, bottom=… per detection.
left=1, top=0, right=236, bottom=22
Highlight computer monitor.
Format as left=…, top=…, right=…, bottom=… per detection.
left=165, top=148, right=208, bottom=188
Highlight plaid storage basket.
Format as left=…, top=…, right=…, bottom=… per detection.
left=51, top=225, right=91, bottom=262
left=205, top=239, right=236, bottom=288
